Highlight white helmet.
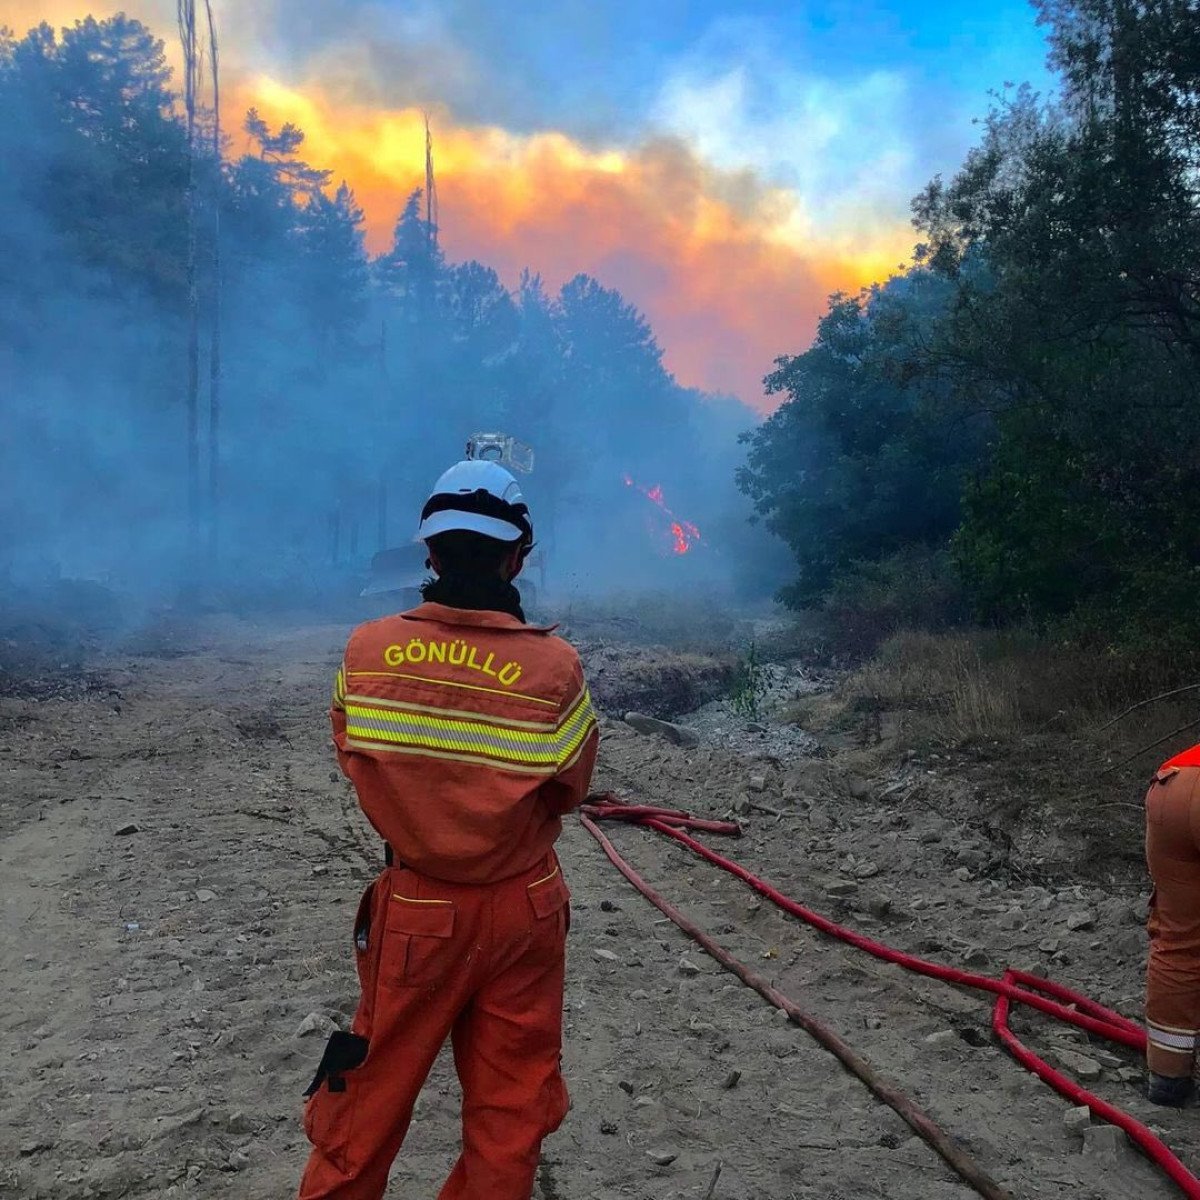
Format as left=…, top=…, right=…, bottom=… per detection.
left=416, top=460, right=534, bottom=547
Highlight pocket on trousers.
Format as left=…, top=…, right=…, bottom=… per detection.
left=381, top=895, right=457, bottom=989
left=527, top=865, right=571, bottom=945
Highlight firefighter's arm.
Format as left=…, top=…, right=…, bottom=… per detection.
left=330, top=661, right=353, bottom=777
left=541, top=659, right=600, bottom=816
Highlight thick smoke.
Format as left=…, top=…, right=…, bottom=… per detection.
left=0, top=15, right=786, bottom=625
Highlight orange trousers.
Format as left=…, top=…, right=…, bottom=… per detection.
left=297, top=855, right=571, bottom=1200
left=1146, top=766, right=1200, bottom=1077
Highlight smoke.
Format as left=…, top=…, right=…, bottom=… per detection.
left=0, top=12, right=798, bottom=621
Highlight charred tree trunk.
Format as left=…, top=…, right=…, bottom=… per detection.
left=178, top=1, right=201, bottom=558
left=204, top=0, right=222, bottom=565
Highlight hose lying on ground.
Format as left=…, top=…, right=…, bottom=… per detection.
left=581, top=795, right=1200, bottom=1200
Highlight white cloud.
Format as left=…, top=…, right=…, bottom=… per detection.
left=651, top=18, right=918, bottom=246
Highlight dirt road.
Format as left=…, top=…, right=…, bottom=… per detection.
left=1, top=619, right=1195, bottom=1198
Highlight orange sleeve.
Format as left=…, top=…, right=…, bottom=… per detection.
left=330, top=660, right=352, bottom=776
left=541, top=657, right=600, bottom=816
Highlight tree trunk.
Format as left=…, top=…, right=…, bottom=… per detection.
left=178, top=1, right=201, bottom=559
left=204, top=0, right=222, bottom=565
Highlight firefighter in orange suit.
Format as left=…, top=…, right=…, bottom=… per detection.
left=297, top=459, right=600, bottom=1198
left=1145, top=743, right=1200, bottom=1106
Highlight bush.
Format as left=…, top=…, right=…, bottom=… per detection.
left=821, top=547, right=968, bottom=659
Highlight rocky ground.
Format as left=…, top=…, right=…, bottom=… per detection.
left=0, top=614, right=1195, bottom=1199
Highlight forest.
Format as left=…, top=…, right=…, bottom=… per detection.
left=741, top=0, right=1200, bottom=649
left=4, top=1, right=1199, bottom=648
left=0, top=14, right=767, bottom=609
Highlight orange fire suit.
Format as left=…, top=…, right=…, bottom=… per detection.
left=1145, top=744, right=1200, bottom=1077
left=297, top=602, right=599, bottom=1200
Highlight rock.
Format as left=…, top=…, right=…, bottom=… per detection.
left=1066, top=911, right=1096, bottom=932
left=748, top=774, right=768, bottom=793
left=115, top=823, right=139, bottom=837
left=647, top=1150, right=678, bottom=1167
left=722, top=1070, right=742, bottom=1089
left=195, top=889, right=217, bottom=903
left=961, top=946, right=991, bottom=968
left=678, top=956, right=702, bottom=976
left=1082, top=1124, right=1131, bottom=1162
left=1038, top=937, right=1060, bottom=954
left=827, top=880, right=859, bottom=897
left=600, top=1120, right=618, bottom=1135
left=226, top=1111, right=253, bottom=1135
left=866, top=897, right=892, bottom=919
left=600, top=899, right=621, bottom=913
left=1112, top=929, right=1143, bottom=960
left=919, top=829, right=943, bottom=845
left=593, top=948, right=619, bottom=963
left=923, top=1030, right=959, bottom=1047
left=846, top=775, right=871, bottom=799
left=1052, top=1048, right=1103, bottom=1081
left=865, top=1016, right=885, bottom=1031
left=618, top=1080, right=634, bottom=1095
left=623, top=712, right=700, bottom=748
left=853, top=861, right=881, bottom=879
left=19, top=1140, right=51, bottom=1157
left=953, top=867, right=973, bottom=882
left=226, top=1150, right=251, bottom=1172
left=311, top=864, right=329, bottom=877
left=295, top=1012, right=338, bottom=1039
left=1063, top=1106, right=1092, bottom=1137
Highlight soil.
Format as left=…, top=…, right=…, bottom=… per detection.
left=1, top=616, right=1195, bottom=1199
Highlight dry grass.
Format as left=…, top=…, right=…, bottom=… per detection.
left=793, top=628, right=1200, bottom=755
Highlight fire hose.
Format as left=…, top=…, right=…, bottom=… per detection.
left=580, top=796, right=1200, bottom=1200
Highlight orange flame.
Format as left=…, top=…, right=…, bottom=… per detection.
left=623, top=475, right=701, bottom=556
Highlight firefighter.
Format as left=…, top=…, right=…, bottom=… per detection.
left=297, top=459, right=600, bottom=1198
left=1145, top=743, right=1200, bottom=1106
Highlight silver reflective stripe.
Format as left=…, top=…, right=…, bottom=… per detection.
left=1148, top=1024, right=1196, bottom=1051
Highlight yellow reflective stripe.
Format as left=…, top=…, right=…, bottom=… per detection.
left=344, top=737, right=559, bottom=775
left=529, top=865, right=560, bottom=888
left=555, top=688, right=598, bottom=767
left=347, top=709, right=561, bottom=764
left=346, top=670, right=558, bottom=708
left=332, top=666, right=347, bottom=709
left=344, top=686, right=597, bottom=773
left=392, top=894, right=452, bottom=905
left=343, top=691, right=558, bottom=732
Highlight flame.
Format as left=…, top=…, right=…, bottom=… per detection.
left=623, top=475, right=701, bottom=556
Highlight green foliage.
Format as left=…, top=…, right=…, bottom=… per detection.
left=741, top=0, right=1200, bottom=645
left=729, top=641, right=769, bottom=721
left=0, top=14, right=755, bottom=588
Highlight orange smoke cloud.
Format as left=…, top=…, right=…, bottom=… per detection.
left=1, top=1, right=916, bottom=411
left=236, top=78, right=913, bottom=410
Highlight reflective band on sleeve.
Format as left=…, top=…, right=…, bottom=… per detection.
left=1148, top=1023, right=1197, bottom=1052
left=332, top=667, right=347, bottom=710
left=344, top=687, right=597, bottom=774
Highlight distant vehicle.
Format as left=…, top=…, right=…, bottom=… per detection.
left=361, top=432, right=544, bottom=612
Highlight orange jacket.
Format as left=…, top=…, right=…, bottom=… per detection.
left=330, top=601, right=599, bottom=883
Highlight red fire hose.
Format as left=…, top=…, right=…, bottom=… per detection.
left=581, top=796, right=1200, bottom=1200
